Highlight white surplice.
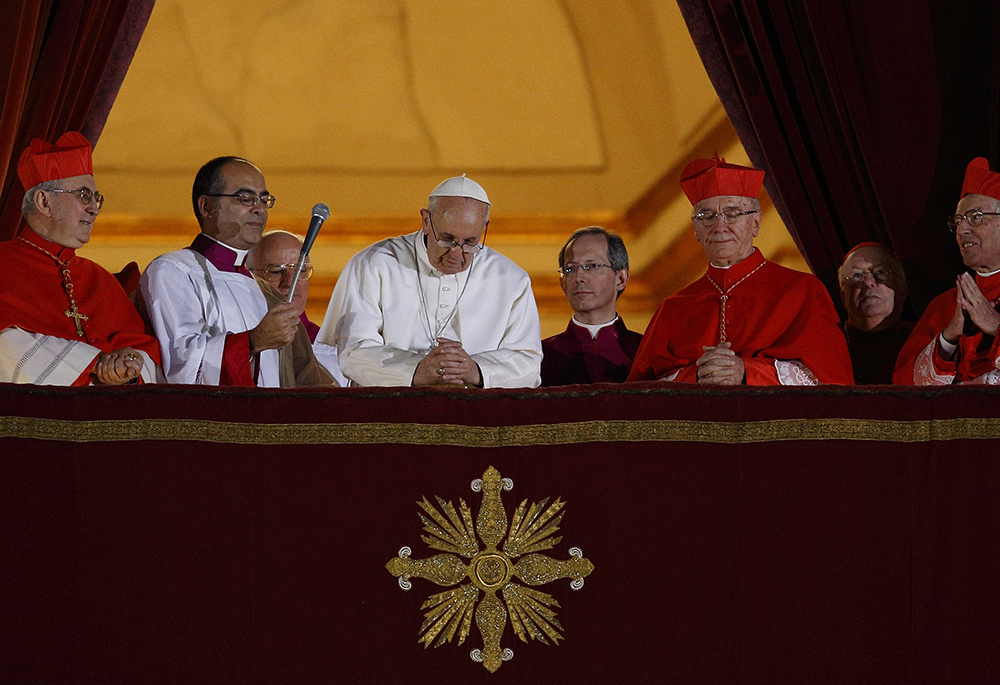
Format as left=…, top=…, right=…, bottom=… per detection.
left=318, top=231, right=541, bottom=388
left=0, top=327, right=158, bottom=385
left=139, top=249, right=280, bottom=386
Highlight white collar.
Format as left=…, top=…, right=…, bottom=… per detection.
left=572, top=315, right=618, bottom=338
left=201, top=233, right=249, bottom=265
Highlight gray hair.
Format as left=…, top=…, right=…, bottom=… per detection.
left=558, top=226, right=629, bottom=271
left=21, top=180, right=61, bottom=217
left=247, top=229, right=303, bottom=269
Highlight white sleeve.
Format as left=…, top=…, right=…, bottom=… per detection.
left=0, top=327, right=100, bottom=385
left=470, top=277, right=542, bottom=388
left=140, top=258, right=225, bottom=385
left=321, top=255, right=423, bottom=387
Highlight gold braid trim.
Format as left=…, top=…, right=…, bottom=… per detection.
left=2, top=416, right=999, bottom=446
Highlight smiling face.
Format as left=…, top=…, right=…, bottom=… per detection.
left=30, top=174, right=100, bottom=248
left=839, top=245, right=905, bottom=331
left=559, top=232, right=628, bottom=324
left=420, top=196, right=489, bottom=274
left=197, top=160, right=269, bottom=250
left=954, top=193, right=1000, bottom=273
left=691, top=195, right=760, bottom=266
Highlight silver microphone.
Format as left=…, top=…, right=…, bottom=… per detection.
left=285, top=203, right=329, bottom=304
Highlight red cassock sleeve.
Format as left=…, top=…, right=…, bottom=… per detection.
left=628, top=260, right=854, bottom=385
left=893, top=290, right=955, bottom=384
left=219, top=331, right=255, bottom=386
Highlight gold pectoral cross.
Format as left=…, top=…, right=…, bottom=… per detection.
left=65, top=305, right=89, bottom=337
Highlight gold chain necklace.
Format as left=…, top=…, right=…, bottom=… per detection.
left=705, top=260, right=766, bottom=343
left=18, top=237, right=89, bottom=338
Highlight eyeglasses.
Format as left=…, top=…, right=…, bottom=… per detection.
left=947, top=209, right=1000, bottom=231
left=49, top=187, right=104, bottom=210
left=692, top=209, right=758, bottom=225
left=558, top=263, right=613, bottom=277
left=250, top=263, right=313, bottom=282
left=207, top=192, right=276, bottom=209
left=428, top=213, right=486, bottom=254
left=843, top=268, right=892, bottom=285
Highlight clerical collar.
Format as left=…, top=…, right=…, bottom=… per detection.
left=572, top=315, right=618, bottom=339
left=977, top=266, right=1000, bottom=278
left=188, top=233, right=250, bottom=273
left=20, top=227, right=76, bottom=261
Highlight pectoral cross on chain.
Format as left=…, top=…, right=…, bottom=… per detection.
left=65, top=304, right=89, bottom=337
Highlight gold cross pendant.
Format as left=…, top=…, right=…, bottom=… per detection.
left=65, top=306, right=89, bottom=337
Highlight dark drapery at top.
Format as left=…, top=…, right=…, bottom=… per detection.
left=677, top=0, right=1000, bottom=313
left=0, top=0, right=155, bottom=242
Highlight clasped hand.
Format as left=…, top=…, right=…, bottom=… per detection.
left=92, top=347, right=144, bottom=385
left=942, top=272, right=1000, bottom=344
left=413, top=338, right=482, bottom=387
left=695, top=342, right=745, bottom=385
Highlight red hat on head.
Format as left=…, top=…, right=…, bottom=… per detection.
left=680, top=153, right=765, bottom=205
left=17, top=131, right=93, bottom=190
left=961, top=157, right=1000, bottom=201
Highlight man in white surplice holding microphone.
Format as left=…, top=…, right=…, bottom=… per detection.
left=319, top=175, right=542, bottom=388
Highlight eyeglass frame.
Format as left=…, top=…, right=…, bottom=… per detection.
left=427, top=212, right=487, bottom=254
left=842, top=268, right=893, bottom=286
left=558, top=263, right=614, bottom=277
left=691, top=208, right=759, bottom=226
left=206, top=191, right=277, bottom=209
left=250, top=263, right=314, bottom=282
left=48, top=187, right=104, bottom=210
left=947, top=209, right=1000, bottom=231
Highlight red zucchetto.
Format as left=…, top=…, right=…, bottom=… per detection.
left=680, top=153, right=765, bottom=205
left=16, top=131, right=93, bottom=190
left=960, top=157, right=1000, bottom=201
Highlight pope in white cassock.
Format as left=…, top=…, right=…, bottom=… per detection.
left=319, top=175, right=542, bottom=388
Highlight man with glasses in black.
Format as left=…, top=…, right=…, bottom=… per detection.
left=140, top=156, right=332, bottom=387
left=541, top=226, right=642, bottom=385
left=628, top=154, right=852, bottom=385
left=837, top=242, right=913, bottom=384
left=0, top=131, right=162, bottom=385
left=895, top=157, right=1000, bottom=384
left=318, top=175, right=541, bottom=387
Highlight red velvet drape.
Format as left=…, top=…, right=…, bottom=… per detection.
left=677, top=0, right=1000, bottom=313
left=0, top=0, right=155, bottom=242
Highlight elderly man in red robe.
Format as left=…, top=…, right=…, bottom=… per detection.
left=541, top=226, right=642, bottom=385
left=894, top=157, right=1000, bottom=384
left=627, top=154, right=853, bottom=385
left=0, top=132, right=161, bottom=385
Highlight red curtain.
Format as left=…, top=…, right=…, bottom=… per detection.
left=0, top=0, right=155, bottom=242
left=676, top=0, right=1000, bottom=313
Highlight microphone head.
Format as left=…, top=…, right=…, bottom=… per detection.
left=311, top=203, right=330, bottom=221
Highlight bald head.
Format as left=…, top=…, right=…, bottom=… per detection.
left=838, top=244, right=907, bottom=332
left=247, top=230, right=309, bottom=312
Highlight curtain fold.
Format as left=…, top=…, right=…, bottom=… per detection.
left=0, top=0, right=155, bottom=242
left=677, top=0, right=999, bottom=312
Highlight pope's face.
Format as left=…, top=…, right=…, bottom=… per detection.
left=39, top=174, right=100, bottom=249
left=420, top=197, right=489, bottom=275
left=199, top=161, right=269, bottom=251
left=954, top=193, right=1000, bottom=273
left=691, top=195, right=760, bottom=266
left=840, top=246, right=902, bottom=330
left=559, top=232, right=627, bottom=324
